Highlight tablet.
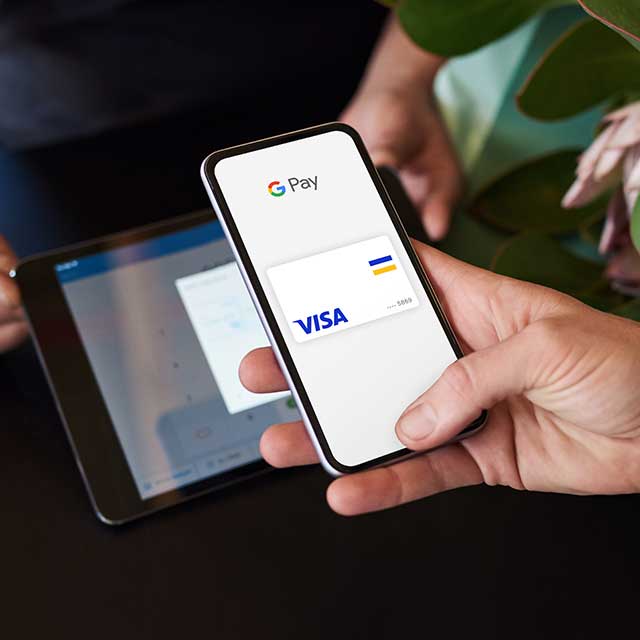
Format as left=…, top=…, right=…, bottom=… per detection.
left=16, top=211, right=299, bottom=524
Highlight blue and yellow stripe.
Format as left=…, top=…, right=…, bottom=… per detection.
left=368, top=255, right=396, bottom=275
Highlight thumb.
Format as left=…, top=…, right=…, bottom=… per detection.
left=396, top=329, right=535, bottom=449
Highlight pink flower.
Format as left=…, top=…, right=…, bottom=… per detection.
left=563, top=102, right=640, bottom=295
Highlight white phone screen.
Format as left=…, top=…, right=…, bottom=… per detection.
left=213, top=130, right=458, bottom=468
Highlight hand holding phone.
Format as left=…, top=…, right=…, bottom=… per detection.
left=241, top=239, right=640, bottom=516
left=201, top=123, right=486, bottom=475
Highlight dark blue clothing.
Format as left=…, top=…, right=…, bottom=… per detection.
left=0, top=1, right=383, bottom=148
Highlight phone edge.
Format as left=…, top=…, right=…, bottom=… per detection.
left=199, top=123, right=488, bottom=476
left=200, top=158, right=342, bottom=477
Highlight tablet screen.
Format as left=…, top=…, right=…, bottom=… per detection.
left=54, top=221, right=297, bottom=499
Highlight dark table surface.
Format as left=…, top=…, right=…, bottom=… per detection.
left=2, top=24, right=640, bottom=638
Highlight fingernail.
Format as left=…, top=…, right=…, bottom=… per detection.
left=398, top=403, right=437, bottom=441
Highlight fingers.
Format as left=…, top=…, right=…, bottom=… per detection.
left=260, top=420, right=319, bottom=467
left=413, top=116, right=464, bottom=242
left=396, top=330, right=535, bottom=450
left=0, top=235, right=21, bottom=310
left=419, top=167, right=463, bottom=241
left=399, top=159, right=461, bottom=242
left=0, top=321, right=28, bottom=354
left=237, top=245, right=505, bottom=404
left=0, top=235, right=18, bottom=273
left=0, top=237, right=27, bottom=352
left=258, top=416, right=485, bottom=515
left=327, top=444, right=482, bottom=515
left=341, top=85, right=463, bottom=241
left=0, top=234, right=22, bottom=311
left=410, top=239, right=497, bottom=303
left=420, top=193, right=454, bottom=242
left=0, top=272, right=22, bottom=311
left=259, top=417, right=485, bottom=515
left=239, top=347, right=288, bottom=393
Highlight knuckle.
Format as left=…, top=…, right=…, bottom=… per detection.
left=440, top=359, right=476, bottom=402
left=526, top=317, right=567, bottom=349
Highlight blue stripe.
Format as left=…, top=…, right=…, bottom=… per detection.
left=56, top=221, right=225, bottom=284
left=368, top=255, right=393, bottom=267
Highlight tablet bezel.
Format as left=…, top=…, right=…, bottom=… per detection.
left=16, top=211, right=272, bottom=525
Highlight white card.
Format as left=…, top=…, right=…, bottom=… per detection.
left=267, top=235, right=419, bottom=343
left=175, top=263, right=288, bottom=414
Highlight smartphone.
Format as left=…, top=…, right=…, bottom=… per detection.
left=201, top=123, right=487, bottom=475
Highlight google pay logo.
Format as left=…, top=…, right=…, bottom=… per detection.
left=268, top=176, right=318, bottom=197
left=268, top=180, right=286, bottom=197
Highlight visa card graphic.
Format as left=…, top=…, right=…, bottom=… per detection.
left=267, top=236, right=419, bottom=343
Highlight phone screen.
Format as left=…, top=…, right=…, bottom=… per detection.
left=210, top=127, right=462, bottom=471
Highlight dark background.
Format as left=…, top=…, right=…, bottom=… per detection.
left=1, top=4, right=639, bottom=638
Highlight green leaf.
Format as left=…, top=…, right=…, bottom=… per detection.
left=578, top=0, right=640, bottom=51
left=437, top=211, right=509, bottom=270
left=631, top=194, right=640, bottom=253
left=491, top=231, right=604, bottom=296
left=469, top=151, right=606, bottom=234
left=517, top=18, right=640, bottom=120
left=610, top=298, right=640, bottom=321
left=396, top=0, right=569, bottom=57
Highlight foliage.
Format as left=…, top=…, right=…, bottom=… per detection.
left=632, top=197, right=640, bottom=254
left=394, top=0, right=569, bottom=57
left=391, top=0, right=640, bottom=312
left=392, top=0, right=640, bottom=56
left=517, top=19, right=640, bottom=120
left=469, top=151, right=605, bottom=233
left=491, top=232, right=603, bottom=296
left=578, top=0, right=640, bottom=51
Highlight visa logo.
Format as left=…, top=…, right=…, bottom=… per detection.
left=293, top=307, right=348, bottom=335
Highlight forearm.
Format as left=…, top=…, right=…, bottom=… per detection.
left=357, top=14, right=446, bottom=95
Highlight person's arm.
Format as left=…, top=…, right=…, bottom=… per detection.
left=356, top=15, right=445, bottom=110
left=240, top=241, right=640, bottom=515
left=342, top=15, right=462, bottom=240
left=0, top=236, right=27, bottom=353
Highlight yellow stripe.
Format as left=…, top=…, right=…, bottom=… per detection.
left=373, top=264, right=396, bottom=275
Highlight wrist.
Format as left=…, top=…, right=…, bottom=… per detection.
left=359, top=14, right=444, bottom=99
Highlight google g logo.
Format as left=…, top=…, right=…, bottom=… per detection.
left=268, top=180, right=286, bottom=197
